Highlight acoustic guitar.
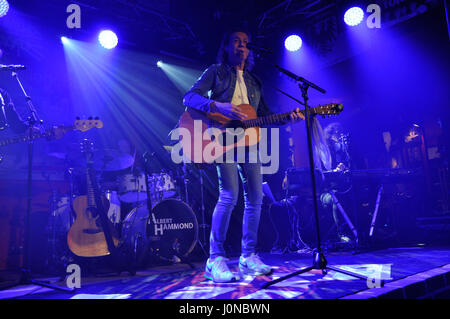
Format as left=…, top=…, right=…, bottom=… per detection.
left=67, top=139, right=119, bottom=257
left=177, top=103, right=343, bottom=163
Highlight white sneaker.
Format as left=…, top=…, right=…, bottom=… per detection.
left=239, top=254, right=272, bottom=276
left=204, top=257, right=239, bottom=283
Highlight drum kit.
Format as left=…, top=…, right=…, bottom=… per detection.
left=46, top=145, right=204, bottom=273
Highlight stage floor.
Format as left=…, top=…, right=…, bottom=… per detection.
left=1, top=245, right=450, bottom=299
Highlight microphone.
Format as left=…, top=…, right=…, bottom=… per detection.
left=0, top=64, right=26, bottom=71
left=246, top=43, right=273, bottom=54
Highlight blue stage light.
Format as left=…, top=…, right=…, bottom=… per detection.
left=284, top=35, right=302, bottom=52
left=0, top=0, right=9, bottom=18
left=344, top=7, right=364, bottom=26
left=156, top=61, right=163, bottom=68
left=61, top=36, right=69, bottom=44
left=98, top=30, right=118, bottom=49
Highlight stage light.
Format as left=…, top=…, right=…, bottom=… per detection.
left=284, top=35, right=302, bottom=52
left=0, top=0, right=9, bottom=18
left=344, top=7, right=364, bottom=26
left=61, top=36, right=69, bottom=44
left=156, top=60, right=163, bottom=68
left=98, top=30, right=118, bottom=49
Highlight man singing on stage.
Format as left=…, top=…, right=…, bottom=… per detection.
left=183, top=27, right=304, bottom=283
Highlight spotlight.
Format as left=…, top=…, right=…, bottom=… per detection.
left=98, top=30, right=118, bottom=49
left=284, top=34, right=302, bottom=52
left=61, top=36, right=69, bottom=44
left=344, top=7, right=364, bottom=26
left=156, top=61, right=163, bottom=68
left=0, top=0, right=9, bottom=18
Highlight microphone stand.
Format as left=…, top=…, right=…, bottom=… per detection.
left=7, top=71, right=73, bottom=292
left=196, top=166, right=209, bottom=259
left=258, top=62, right=377, bottom=288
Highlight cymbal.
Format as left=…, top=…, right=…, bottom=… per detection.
left=68, top=149, right=134, bottom=171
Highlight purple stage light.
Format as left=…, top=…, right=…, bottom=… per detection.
left=344, top=7, right=364, bottom=26
left=284, top=35, right=302, bottom=52
left=98, top=30, right=118, bottom=49
left=0, top=0, right=9, bottom=18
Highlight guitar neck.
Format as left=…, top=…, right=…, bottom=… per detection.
left=0, top=125, right=74, bottom=147
left=85, top=165, right=97, bottom=208
left=242, top=110, right=307, bottom=128
left=242, top=104, right=342, bottom=128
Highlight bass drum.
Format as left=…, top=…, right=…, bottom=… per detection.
left=146, top=198, right=198, bottom=262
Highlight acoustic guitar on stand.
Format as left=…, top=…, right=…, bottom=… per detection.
left=67, top=139, right=119, bottom=257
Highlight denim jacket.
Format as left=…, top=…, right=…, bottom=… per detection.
left=183, top=63, right=273, bottom=117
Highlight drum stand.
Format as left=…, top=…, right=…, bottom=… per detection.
left=181, top=163, right=208, bottom=260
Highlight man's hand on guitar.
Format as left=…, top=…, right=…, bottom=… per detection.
left=289, top=108, right=305, bottom=123
left=211, top=102, right=248, bottom=120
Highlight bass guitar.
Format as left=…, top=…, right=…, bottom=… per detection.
left=0, top=118, right=103, bottom=147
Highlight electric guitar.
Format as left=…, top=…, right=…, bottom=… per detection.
left=0, top=118, right=103, bottom=147
left=67, top=139, right=119, bottom=257
left=177, top=103, right=343, bottom=163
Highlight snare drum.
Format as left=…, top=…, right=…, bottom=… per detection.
left=118, top=174, right=148, bottom=203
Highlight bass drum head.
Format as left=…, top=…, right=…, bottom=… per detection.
left=146, top=199, right=198, bottom=261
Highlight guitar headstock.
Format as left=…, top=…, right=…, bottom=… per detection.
left=313, top=103, right=344, bottom=117
left=74, top=117, right=103, bottom=132
left=80, top=138, right=95, bottom=162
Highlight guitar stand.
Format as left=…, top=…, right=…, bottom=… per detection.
left=262, top=66, right=380, bottom=289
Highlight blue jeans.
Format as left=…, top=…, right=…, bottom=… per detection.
left=209, top=162, right=263, bottom=259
